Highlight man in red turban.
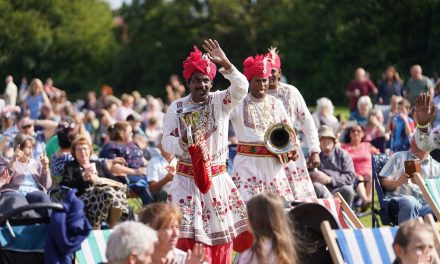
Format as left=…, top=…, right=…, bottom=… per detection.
left=229, top=54, right=297, bottom=203
left=265, top=47, right=321, bottom=200
left=162, top=39, right=250, bottom=264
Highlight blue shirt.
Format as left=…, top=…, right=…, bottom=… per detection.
left=349, top=111, right=367, bottom=127
left=390, top=115, right=413, bottom=152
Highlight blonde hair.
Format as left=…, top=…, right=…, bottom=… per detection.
left=138, top=203, right=182, bottom=230
left=29, top=78, right=44, bottom=96
left=247, top=193, right=298, bottom=264
left=71, top=135, right=93, bottom=158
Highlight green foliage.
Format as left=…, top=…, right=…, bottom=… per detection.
left=0, top=0, right=117, bottom=96
left=1, top=0, right=439, bottom=105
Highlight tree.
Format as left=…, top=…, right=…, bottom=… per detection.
left=0, top=0, right=117, bottom=96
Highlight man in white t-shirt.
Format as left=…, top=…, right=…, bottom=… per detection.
left=147, top=142, right=177, bottom=202
left=3, top=75, right=17, bottom=107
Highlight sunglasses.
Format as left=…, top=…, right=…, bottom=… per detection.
left=21, top=124, right=33, bottom=129
left=351, top=129, right=363, bottom=133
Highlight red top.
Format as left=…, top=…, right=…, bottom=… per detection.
left=346, top=79, right=377, bottom=111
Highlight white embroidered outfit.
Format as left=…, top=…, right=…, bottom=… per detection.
left=230, top=94, right=294, bottom=202
left=267, top=82, right=320, bottom=199
left=162, top=66, right=248, bottom=246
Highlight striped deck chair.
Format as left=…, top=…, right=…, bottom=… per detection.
left=424, top=214, right=440, bottom=259
left=413, top=172, right=440, bottom=220
left=75, top=229, right=112, bottom=264
left=291, top=192, right=363, bottom=228
left=321, top=220, right=398, bottom=264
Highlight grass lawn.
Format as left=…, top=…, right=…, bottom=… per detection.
left=308, top=105, right=351, bottom=121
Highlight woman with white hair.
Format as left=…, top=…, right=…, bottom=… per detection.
left=106, top=221, right=158, bottom=264
left=348, top=95, right=372, bottom=127
left=312, top=97, right=340, bottom=133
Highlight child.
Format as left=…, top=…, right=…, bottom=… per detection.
left=238, top=193, right=298, bottom=264
left=393, top=220, right=435, bottom=264
left=387, top=99, right=414, bottom=152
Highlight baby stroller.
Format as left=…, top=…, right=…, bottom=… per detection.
left=0, top=189, right=92, bottom=264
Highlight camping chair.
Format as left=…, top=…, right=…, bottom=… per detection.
left=291, top=192, right=363, bottom=229
left=321, top=220, right=399, bottom=264
left=413, top=172, right=440, bottom=220
left=75, top=229, right=112, bottom=264
left=0, top=203, right=64, bottom=264
left=371, top=153, right=399, bottom=227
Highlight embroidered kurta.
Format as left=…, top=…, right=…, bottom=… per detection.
left=267, top=82, right=320, bottom=199
left=230, top=94, right=294, bottom=202
left=415, top=127, right=440, bottom=153
left=162, top=66, right=248, bottom=246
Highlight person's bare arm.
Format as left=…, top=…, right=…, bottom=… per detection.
left=110, top=163, right=145, bottom=176
left=380, top=173, right=409, bottom=192
left=33, top=119, right=58, bottom=140
left=149, top=166, right=175, bottom=192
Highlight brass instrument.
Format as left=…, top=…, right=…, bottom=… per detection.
left=175, top=104, right=205, bottom=145
left=264, top=123, right=298, bottom=164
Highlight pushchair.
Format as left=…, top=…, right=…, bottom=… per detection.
left=0, top=189, right=92, bottom=264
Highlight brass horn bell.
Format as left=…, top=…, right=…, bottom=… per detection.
left=264, top=123, right=298, bottom=164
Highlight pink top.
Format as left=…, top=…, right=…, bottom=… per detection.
left=342, top=142, right=377, bottom=177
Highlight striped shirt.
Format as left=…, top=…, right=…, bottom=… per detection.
left=379, top=150, right=440, bottom=203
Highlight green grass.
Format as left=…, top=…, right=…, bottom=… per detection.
left=334, top=106, right=351, bottom=121
left=357, top=192, right=380, bottom=227
left=308, top=106, right=351, bottom=121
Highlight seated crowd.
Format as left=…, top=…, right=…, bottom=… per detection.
left=0, top=62, right=439, bottom=264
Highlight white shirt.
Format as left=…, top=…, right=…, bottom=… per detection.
left=162, top=66, right=248, bottom=163
left=267, top=82, right=320, bottom=154
left=4, top=81, right=18, bottom=107
left=147, top=155, right=177, bottom=192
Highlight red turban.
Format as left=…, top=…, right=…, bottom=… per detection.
left=183, top=46, right=217, bottom=81
left=243, top=55, right=272, bottom=81
left=266, top=47, right=281, bottom=69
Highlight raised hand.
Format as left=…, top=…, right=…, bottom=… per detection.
left=39, top=151, right=49, bottom=170
left=202, top=39, right=226, bottom=64
left=415, top=93, right=435, bottom=127
left=186, top=243, right=206, bottom=264
left=202, top=39, right=232, bottom=70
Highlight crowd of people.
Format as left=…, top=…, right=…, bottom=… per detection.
left=0, top=38, right=439, bottom=263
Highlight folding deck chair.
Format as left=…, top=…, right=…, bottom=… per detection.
left=371, top=154, right=399, bottom=227
left=413, top=172, right=440, bottom=220
left=424, top=214, right=440, bottom=256
left=321, top=220, right=399, bottom=264
left=291, top=192, right=363, bottom=229
left=75, top=229, right=112, bottom=264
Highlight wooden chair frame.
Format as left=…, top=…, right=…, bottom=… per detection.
left=334, top=192, right=364, bottom=228
left=413, top=172, right=440, bottom=220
